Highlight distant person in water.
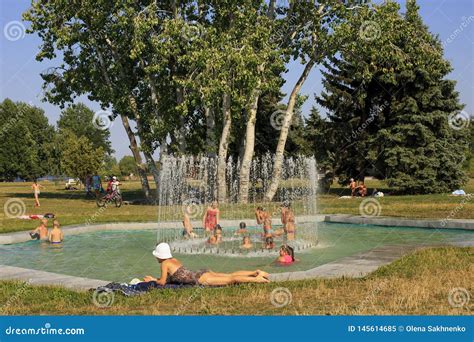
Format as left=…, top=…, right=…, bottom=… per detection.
left=48, top=220, right=64, bottom=244
left=264, top=236, right=275, bottom=249
left=276, top=245, right=295, bottom=264
left=203, top=201, right=220, bottom=233
left=215, top=225, right=223, bottom=243
left=144, top=243, right=269, bottom=285
left=241, top=236, right=253, bottom=249
left=255, top=206, right=265, bottom=225
left=235, top=222, right=248, bottom=235
left=30, top=219, right=48, bottom=240
left=284, top=202, right=296, bottom=241
left=182, top=211, right=197, bottom=239
left=31, top=180, right=44, bottom=207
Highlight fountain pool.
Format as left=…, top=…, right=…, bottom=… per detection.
left=0, top=222, right=472, bottom=283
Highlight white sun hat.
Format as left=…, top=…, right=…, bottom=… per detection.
left=152, top=242, right=172, bottom=259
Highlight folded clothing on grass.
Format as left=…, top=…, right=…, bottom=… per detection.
left=93, top=281, right=198, bottom=297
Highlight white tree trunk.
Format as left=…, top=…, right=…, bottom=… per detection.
left=264, top=59, right=316, bottom=201
left=217, top=93, right=232, bottom=203
left=238, top=88, right=260, bottom=203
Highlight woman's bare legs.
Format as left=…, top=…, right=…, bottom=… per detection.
left=208, top=270, right=270, bottom=278
left=198, top=273, right=269, bottom=286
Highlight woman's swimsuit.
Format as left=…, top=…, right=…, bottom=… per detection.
left=280, top=255, right=293, bottom=264
left=168, top=266, right=208, bottom=285
left=204, top=209, right=218, bottom=230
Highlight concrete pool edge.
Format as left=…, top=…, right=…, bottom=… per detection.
left=0, top=265, right=109, bottom=290
left=324, top=214, right=474, bottom=230
left=2, top=241, right=470, bottom=290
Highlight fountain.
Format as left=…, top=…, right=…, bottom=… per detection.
left=156, top=154, right=319, bottom=256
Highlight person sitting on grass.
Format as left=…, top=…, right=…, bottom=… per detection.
left=235, top=222, right=248, bottom=235
left=240, top=236, right=253, bottom=249
left=358, top=182, right=367, bottom=197
left=30, top=219, right=48, bottom=240
left=276, top=245, right=295, bottom=264
left=48, top=220, right=64, bottom=244
left=144, top=243, right=269, bottom=285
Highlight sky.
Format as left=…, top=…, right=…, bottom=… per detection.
left=0, top=0, right=473, bottom=159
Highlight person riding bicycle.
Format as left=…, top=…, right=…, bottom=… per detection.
left=110, top=176, right=121, bottom=197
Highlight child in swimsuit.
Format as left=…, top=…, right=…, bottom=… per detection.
left=32, top=181, right=43, bottom=207
left=241, top=236, right=253, bottom=249
left=264, top=236, right=275, bottom=249
left=182, top=212, right=196, bottom=239
left=30, top=219, right=48, bottom=240
left=48, top=220, right=64, bottom=244
left=276, top=245, right=295, bottom=264
left=285, top=203, right=296, bottom=241
left=202, top=201, right=219, bottom=233
left=235, top=222, right=248, bottom=235
left=255, top=207, right=265, bottom=225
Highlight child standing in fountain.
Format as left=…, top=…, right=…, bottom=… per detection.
left=255, top=207, right=265, bottom=225
left=182, top=211, right=196, bottom=239
left=203, top=201, right=220, bottom=233
left=284, top=203, right=296, bottom=241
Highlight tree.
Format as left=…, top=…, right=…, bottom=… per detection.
left=0, top=99, right=55, bottom=180
left=316, top=0, right=469, bottom=194
left=264, top=0, right=352, bottom=201
left=58, top=103, right=113, bottom=154
left=59, top=130, right=105, bottom=182
left=118, top=156, right=137, bottom=177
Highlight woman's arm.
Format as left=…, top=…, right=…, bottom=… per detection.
left=216, top=209, right=220, bottom=223
left=144, top=262, right=169, bottom=286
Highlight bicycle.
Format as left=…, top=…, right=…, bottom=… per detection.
left=96, top=191, right=123, bottom=208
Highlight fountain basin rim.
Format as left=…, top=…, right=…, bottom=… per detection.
left=0, top=215, right=325, bottom=245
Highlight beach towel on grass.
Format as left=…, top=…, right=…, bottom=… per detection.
left=94, top=281, right=197, bottom=297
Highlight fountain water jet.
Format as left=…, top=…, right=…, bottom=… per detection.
left=156, top=154, right=319, bottom=256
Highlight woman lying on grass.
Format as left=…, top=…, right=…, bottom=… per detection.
left=143, top=243, right=270, bottom=286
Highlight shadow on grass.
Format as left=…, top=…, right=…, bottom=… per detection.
left=5, top=189, right=154, bottom=203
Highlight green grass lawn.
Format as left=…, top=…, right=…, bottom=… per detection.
left=0, top=179, right=472, bottom=234
left=0, top=247, right=471, bottom=315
